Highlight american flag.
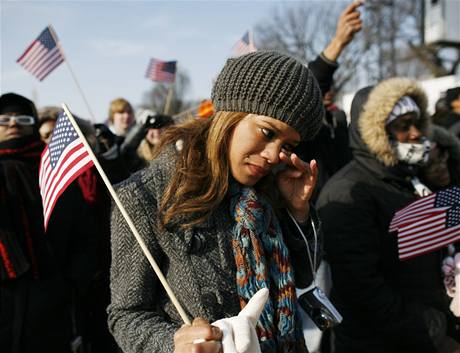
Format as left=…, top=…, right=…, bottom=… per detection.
left=389, top=186, right=460, bottom=260
left=39, top=110, right=94, bottom=229
left=145, top=59, right=177, bottom=84
left=232, top=31, right=257, bottom=57
left=17, top=26, right=65, bottom=81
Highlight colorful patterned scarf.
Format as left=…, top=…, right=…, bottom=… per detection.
left=229, top=182, right=307, bottom=353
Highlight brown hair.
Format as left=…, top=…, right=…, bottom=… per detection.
left=154, top=111, right=249, bottom=229
left=108, top=98, right=133, bottom=123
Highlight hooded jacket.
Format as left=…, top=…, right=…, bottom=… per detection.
left=317, top=78, right=459, bottom=353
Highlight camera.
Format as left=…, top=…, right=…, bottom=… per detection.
left=298, top=286, right=342, bottom=331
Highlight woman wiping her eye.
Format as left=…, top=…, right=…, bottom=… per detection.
left=108, top=51, right=325, bottom=353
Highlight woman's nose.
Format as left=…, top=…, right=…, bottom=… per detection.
left=8, top=117, right=18, bottom=127
left=408, top=124, right=422, bottom=142
left=261, top=143, right=280, bottom=165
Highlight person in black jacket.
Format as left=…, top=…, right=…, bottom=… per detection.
left=317, top=78, right=460, bottom=353
left=300, top=0, right=363, bottom=203
left=0, top=93, right=78, bottom=353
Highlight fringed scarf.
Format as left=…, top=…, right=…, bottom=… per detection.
left=229, top=182, right=307, bottom=353
left=0, top=135, right=45, bottom=281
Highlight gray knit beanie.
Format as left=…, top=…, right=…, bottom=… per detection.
left=211, top=51, right=324, bottom=141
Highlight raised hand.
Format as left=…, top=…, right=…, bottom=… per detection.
left=323, top=0, right=364, bottom=62
left=276, top=152, right=318, bottom=223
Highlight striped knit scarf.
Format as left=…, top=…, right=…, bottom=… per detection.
left=229, top=183, right=307, bottom=353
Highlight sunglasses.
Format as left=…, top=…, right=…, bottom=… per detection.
left=0, top=115, right=35, bottom=126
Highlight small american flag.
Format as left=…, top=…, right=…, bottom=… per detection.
left=232, top=30, right=257, bottom=57
left=17, top=26, right=65, bottom=81
left=145, top=59, right=177, bottom=84
left=39, top=110, right=94, bottom=229
left=389, top=186, right=460, bottom=260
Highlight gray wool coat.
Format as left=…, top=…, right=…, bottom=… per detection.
left=108, top=146, right=316, bottom=353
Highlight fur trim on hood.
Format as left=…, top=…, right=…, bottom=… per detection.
left=358, top=77, right=430, bottom=167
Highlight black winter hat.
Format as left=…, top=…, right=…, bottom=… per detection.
left=211, top=51, right=324, bottom=141
left=0, top=93, right=38, bottom=121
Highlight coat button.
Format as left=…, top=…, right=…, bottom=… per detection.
left=189, top=233, right=206, bottom=254
left=201, top=292, right=217, bottom=307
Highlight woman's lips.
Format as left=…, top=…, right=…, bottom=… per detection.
left=247, top=163, right=268, bottom=178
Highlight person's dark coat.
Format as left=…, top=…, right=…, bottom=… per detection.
left=0, top=134, right=76, bottom=353
left=296, top=54, right=352, bottom=202
left=297, top=106, right=351, bottom=202
left=317, top=78, right=460, bottom=353
left=435, top=110, right=460, bottom=139
left=425, top=125, right=460, bottom=187
left=0, top=132, right=100, bottom=353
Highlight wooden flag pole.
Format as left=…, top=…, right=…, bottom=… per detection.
left=163, top=84, right=175, bottom=115
left=61, top=103, right=192, bottom=325
left=49, top=25, right=96, bottom=123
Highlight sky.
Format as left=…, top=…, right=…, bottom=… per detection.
left=1, top=0, right=323, bottom=123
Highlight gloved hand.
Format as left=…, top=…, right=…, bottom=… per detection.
left=211, top=288, right=269, bottom=353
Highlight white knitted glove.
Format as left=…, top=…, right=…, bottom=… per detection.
left=212, top=288, right=269, bottom=353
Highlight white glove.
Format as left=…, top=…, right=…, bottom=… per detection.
left=212, top=288, right=269, bottom=353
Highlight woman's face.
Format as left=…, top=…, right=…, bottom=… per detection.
left=386, top=113, right=423, bottom=143
left=145, top=128, right=162, bottom=146
left=227, top=114, right=300, bottom=186
left=0, top=112, right=34, bottom=142
left=39, top=120, right=56, bottom=144
left=112, top=109, right=133, bottom=135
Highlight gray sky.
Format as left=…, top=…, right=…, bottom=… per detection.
left=2, top=0, right=327, bottom=122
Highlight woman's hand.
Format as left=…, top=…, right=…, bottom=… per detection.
left=276, top=152, right=318, bottom=223
left=174, top=318, right=223, bottom=353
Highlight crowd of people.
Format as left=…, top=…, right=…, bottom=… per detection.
left=2, top=1, right=460, bottom=353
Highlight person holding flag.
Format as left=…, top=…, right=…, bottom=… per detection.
left=108, top=51, right=326, bottom=353
left=0, top=93, right=87, bottom=353
left=317, top=78, right=460, bottom=353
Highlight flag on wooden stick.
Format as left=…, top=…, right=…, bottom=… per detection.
left=39, top=110, right=94, bottom=229
left=145, top=58, right=177, bottom=84
left=17, top=25, right=64, bottom=81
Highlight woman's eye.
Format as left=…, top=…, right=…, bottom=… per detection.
left=261, top=128, right=275, bottom=139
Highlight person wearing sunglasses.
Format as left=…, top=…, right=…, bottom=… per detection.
left=0, top=102, right=36, bottom=142
left=0, top=93, right=87, bottom=353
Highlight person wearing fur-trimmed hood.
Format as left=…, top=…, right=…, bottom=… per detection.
left=317, top=77, right=460, bottom=353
